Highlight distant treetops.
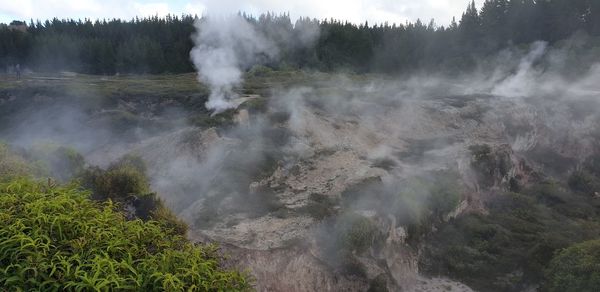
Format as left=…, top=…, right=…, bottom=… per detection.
left=0, top=0, right=598, bottom=74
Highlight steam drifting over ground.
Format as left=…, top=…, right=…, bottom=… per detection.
left=147, top=41, right=600, bottom=290
left=2, top=27, right=600, bottom=291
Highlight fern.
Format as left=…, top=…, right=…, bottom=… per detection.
left=0, top=178, right=251, bottom=291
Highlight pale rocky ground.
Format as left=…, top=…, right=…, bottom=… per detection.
left=409, top=277, right=474, bottom=292
left=94, top=86, right=600, bottom=291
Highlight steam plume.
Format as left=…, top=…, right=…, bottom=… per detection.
left=190, top=15, right=277, bottom=113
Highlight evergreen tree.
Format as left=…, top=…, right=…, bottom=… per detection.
left=480, top=0, right=508, bottom=50
left=460, top=0, right=482, bottom=51
left=0, top=1, right=597, bottom=75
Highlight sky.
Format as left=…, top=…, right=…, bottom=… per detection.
left=0, top=0, right=484, bottom=27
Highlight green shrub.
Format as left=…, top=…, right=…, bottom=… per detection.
left=583, top=154, right=600, bottom=176
left=80, top=155, right=150, bottom=201
left=0, top=143, right=35, bottom=181
left=150, top=204, right=189, bottom=236
left=79, top=155, right=187, bottom=235
left=392, top=171, right=463, bottom=241
left=240, top=98, right=268, bottom=113
left=469, top=144, right=511, bottom=187
left=317, top=212, right=382, bottom=277
left=248, top=65, right=273, bottom=77
left=426, top=172, right=462, bottom=218
left=336, top=213, right=380, bottom=254
left=28, top=143, right=85, bottom=182
left=299, top=193, right=337, bottom=220
left=368, top=274, right=389, bottom=292
left=0, top=178, right=251, bottom=291
left=81, top=164, right=150, bottom=201
left=188, top=110, right=236, bottom=128
left=336, top=250, right=367, bottom=277
left=469, top=144, right=492, bottom=162
left=545, top=239, right=600, bottom=292
left=96, top=110, right=141, bottom=135
left=421, top=183, right=600, bottom=291
left=370, top=157, right=397, bottom=171
left=568, top=170, right=600, bottom=195
left=116, top=153, right=148, bottom=175
left=0, top=142, right=85, bottom=183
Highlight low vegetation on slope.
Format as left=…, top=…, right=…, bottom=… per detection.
left=0, top=144, right=251, bottom=291
left=0, top=143, right=35, bottom=181
left=417, top=147, right=600, bottom=291
left=421, top=178, right=600, bottom=291
left=545, top=239, right=600, bottom=292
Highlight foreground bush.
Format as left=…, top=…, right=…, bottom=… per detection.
left=0, top=179, right=250, bottom=291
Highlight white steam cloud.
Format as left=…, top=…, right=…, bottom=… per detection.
left=491, top=41, right=548, bottom=97
left=190, top=15, right=278, bottom=113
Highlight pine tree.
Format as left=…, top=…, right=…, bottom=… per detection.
left=460, top=0, right=482, bottom=51
left=480, top=0, right=508, bottom=50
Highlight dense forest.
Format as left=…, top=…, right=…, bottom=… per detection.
left=0, top=0, right=599, bottom=74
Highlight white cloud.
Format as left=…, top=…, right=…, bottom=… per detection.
left=183, top=3, right=206, bottom=17
left=0, top=0, right=172, bottom=21
left=0, top=0, right=483, bottom=25
left=134, top=2, right=171, bottom=17
left=190, top=0, right=483, bottom=26
left=0, top=0, right=34, bottom=19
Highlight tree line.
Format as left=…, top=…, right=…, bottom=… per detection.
left=0, top=0, right=599, bottom=75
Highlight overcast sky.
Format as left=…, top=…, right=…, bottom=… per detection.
left=0, top=0, right=484, bottom=27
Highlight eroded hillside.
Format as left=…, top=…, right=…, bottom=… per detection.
left=2, top=62, right=600, bottom=291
